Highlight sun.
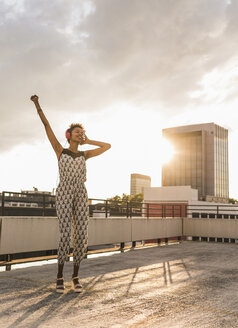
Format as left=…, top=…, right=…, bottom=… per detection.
left=160, top=138, right=175, bottom=165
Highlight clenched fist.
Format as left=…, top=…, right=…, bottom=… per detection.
left=30, top=95, right=39, bottom=102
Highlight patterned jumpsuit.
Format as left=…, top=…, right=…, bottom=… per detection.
left=56, top=149, right=88, bottom=265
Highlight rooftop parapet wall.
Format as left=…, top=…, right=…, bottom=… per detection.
left=184, top=218, right=238, bottom=239
left=0, top=217, right=183, bottom=256
left=2, top=216, right=238, bottom=259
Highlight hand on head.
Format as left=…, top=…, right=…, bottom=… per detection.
left=79, top=134, right=88, bottom=145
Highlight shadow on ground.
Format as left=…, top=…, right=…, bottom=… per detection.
left=1, top=242, right=238, bottom=328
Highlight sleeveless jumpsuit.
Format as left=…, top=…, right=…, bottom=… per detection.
left=56, top=149, right=88, bottom=265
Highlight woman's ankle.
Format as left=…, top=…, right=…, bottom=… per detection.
left=72, top=264, right=79, bottom=278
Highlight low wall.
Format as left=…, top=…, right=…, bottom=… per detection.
left=0, top=216, right=183, bottom=255
left=184, top=218, right=238, bottom=239
left=2, top=216, right=238, bottom=257
left=131, top=218, right=182, bottom=241
left=0, top=217, right=58, bottom=255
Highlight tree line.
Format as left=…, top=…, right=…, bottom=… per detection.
left=107, top=193, right=143, bottom=206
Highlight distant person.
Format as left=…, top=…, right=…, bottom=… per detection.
left=31, top=95, right=111, bottom=293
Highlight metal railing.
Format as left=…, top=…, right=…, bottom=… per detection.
left=2, top=192, right=238, bottom=219
left=187, top=204, right=238, bottom=219
left=0, top=191, right=56, bottom=217
left=0, top=191, right=185, bottom=218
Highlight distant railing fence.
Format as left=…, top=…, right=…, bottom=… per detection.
left=1, top=192, right=238, bottom=219
left=0, top=192, right=186, bottom=218
left=187, top=204, right=238, bottom=219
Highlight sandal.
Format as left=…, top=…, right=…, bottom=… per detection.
left=72, top=276, right=83, bottom=293
left=56, top=278, right=64, bottom=294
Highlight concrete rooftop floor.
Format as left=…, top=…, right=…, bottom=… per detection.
left=1, top=241, right=238, bottom=328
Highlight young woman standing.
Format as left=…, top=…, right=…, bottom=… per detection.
left=30, top=95, right=111, bottom=293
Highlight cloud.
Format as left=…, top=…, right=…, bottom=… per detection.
left=79, top=0, right=236, bottom=107
left=1, top=0, right=238, bottom=152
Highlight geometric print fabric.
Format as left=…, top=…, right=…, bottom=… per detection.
left=56, top=149, right=88, bottom=265
left=58, top=149, right=87, bottom=183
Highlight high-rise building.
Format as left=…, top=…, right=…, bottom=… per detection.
left=130, top=173, right=151, bottom=195
left=162, top=123, right=229, bottom=203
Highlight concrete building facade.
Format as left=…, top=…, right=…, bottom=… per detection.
left=143, top=186, right=238, bottom=219
left=162, top=123, right=229, bottom=203
left=130, top=173, right=151, bottom=195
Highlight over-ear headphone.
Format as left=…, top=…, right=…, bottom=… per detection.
left=65, top=129, right=71, bottom=140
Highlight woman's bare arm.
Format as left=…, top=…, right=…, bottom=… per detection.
left=83, top=137, right=111, bottom=160
left=30, top=95, right=63, bottom=159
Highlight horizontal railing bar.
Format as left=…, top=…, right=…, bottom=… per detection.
left=1, top=191, right=187, bottom=218
left=2, top=191, right=238, bottom=219
left=187, top=205, right=238, bottom=208
left=188, top=210, right=238, bottom=213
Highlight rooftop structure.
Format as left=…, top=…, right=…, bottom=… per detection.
left=144, top=186, right=238, bottom=219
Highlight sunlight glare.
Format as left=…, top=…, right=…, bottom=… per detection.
left=160, top=138, right=175, bottom=165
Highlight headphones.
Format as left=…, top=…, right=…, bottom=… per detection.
left=65, top=125, right=85, bottom=141
left=65, top=129, right=71, bottom=140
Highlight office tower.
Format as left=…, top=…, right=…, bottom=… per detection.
left=162, top=123, right=229, bottom=202
left=130, top=173, right=151, bottom=195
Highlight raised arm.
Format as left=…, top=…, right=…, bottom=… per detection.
left=30, top=95, right=63, bottom=159
left=83, top=136, right=111, bottom=160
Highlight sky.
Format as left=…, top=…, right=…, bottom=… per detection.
left=1, top=0, right=238, bottom=199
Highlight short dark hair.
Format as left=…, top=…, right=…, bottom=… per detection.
left=66, top=123, right=85, bottom=143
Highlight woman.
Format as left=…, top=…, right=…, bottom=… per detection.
left=30, top=95, right=111, bottom=293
